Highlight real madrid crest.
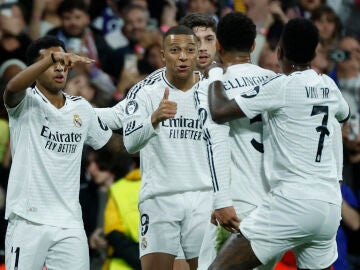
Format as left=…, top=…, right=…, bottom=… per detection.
left=141, top=237, right=147, bottom=250
left=73, top=114, right=82, bottom=127
left=125, top=100, right=138, bottom=115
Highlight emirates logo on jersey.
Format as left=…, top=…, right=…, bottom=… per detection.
left=73, top=114, right=82, bottom=128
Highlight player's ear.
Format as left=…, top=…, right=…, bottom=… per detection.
left=161, top=49, right=165, bottom=62
left=250, top=41, right=256, bottom=53
left=216, top=40, right=222, bottom=54
left=277, top=46, right=284, bottom=62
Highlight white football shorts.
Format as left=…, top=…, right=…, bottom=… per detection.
left=198, top=202, right=279, bottom=270
left=240, top=192, right=341, bottom=269
left=5, top=215, right=89, bottom=270
left=138, top=190, right=212, bottom=259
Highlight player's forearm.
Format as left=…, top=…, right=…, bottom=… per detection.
left=208, top=81, right=244, bottom=124
left=105, top=133, right=128, bottom=154
left=123, top=115, right=156, bottom=153
left=6, top=55, right=54, bottom=94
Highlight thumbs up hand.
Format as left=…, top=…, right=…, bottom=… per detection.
left=151, top=87, right=177, bottom=128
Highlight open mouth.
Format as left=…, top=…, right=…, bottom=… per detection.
left=54, top=75, right=65, bottom=83
left=198, top=55, right=209, bottom=63
left=177, top=65, right=190, bottom=71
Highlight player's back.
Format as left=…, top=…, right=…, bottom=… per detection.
left=224, top=64, right=275, bottom=213
left=261, top=69, right=349, bottom=205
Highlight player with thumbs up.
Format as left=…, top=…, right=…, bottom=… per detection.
left=121, top=25, right=213, bottom=270
left=151, top=87, right=177, bottom=128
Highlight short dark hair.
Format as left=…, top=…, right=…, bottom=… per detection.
left=57, top=0, right=89, bottom=17
left=26, top=36, right=66, bottom=65
left=216, top=12, right=256, bottom=52
left=179, top=13, right=217, bottom=33
left=281, top=18, right=319, bottom=64
left=121, top=4, right=149, bottom=19
left=163, top=25, right=196, bottom=41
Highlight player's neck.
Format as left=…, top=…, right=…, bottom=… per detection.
left=222, top=52, right=252, bottom=67
left=37, top=84, right=65, bottom=109
left=285, top=61, right=311, bottom=74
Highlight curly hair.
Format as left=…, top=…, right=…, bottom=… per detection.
left=216, top=12, right=256, bottom=52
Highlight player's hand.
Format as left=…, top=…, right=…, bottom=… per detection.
left=151, top=87, right=177, bottom=128
left=212, top=206, right=240, bottom=233
left=50, top=51, right=95, bottom=69
left=89, top=228, right=108, bottom=249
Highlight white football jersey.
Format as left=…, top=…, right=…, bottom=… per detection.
left=235, top=69, right=350, bottom=206
left=5, top=87, right=112, bottom=228
left=95, top=99, right=126, bottom=130
left=195, top=63, right=276, bottom=213
left=123, top=68, right=212, bottom=203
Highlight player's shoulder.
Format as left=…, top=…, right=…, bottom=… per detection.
left=318, top=73, right=338, bottom=88
left=126, top=67, right=165, bottom=100
left=65, top=93, right=95, bottom=111
left=261, top=72, right=284, bottom=87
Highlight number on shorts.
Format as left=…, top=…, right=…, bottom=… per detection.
left=141, top=214, right=149, bottom=236
left=311, top=105, right=330, bottom=162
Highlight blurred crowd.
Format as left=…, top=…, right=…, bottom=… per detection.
left=0, top=0, right=360, bottom=269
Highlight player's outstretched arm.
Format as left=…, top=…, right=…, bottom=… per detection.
left=208, top=68, right=245, bottom=124
left=4, top=51, right=94, bottom=107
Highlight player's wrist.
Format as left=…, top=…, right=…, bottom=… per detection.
left=208, top=67, right=223, bottom=84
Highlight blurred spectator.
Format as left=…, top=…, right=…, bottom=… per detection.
left=91, top=0, right=126, bottom=50
left=143, top=42, right=164, bottom=70
left=186, top=0, right=218, bottom=20
left=28, top=0, right=63, bottom=40
left=343, top=2, right=360, bottom=40
left=0, top=58, right=26, bottom=180
left=327, top=0, right=356, bottom=28
left=102, top=157, right=141, bottom=270
left=298, top=0, right=325, bottom=18
left=92, top=0, right=123, bottom=35
left=112, top=4, right=163, bottom=81
left=86, top=148, right=134, bottom=269
left=330, top=35, right=360, bottom=201
left=258, top=42, right=281, bottom=73
left=311, top=5, right=342, bottom=74
left=46, top=0, right=118, bottom=80
left=160, top=0, right=178, bottom=31
left=311, top=42, right=330, bottom=74
left=115, top=49, right=159, bottom=99
left=246, top=0, right=288, bottom=64
left=0, top=2, right=32, bottom=65
left=65, top=70, right=115, bottom=108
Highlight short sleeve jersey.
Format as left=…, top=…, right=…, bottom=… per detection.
left=235, top=69, right=350, bottom=205
left=5, top=87, right=112, bottom=228
left=123, top=68, right=212, bottom=203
